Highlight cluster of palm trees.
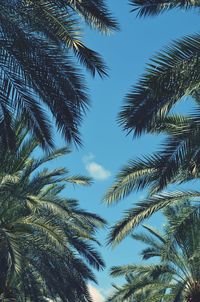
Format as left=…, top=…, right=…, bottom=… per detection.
left=104, top=1, right=200, bottom=301
left=0, top=1, right=118, bottom=301
left=1, top=0, right=200, bottom=301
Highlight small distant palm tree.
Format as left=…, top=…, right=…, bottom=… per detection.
left=0, top=122, right=105, bottom=301
left=108, top=203, right=200, bottom=302
left=0, top=1, right=118, bottom=149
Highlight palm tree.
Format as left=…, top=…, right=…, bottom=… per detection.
left=119, top=1, right=200, bottom=136
left=108, top=203, right=200, bottom=302
left=104, top=110, right=200, bottom=244
left=0, top=1, right=118, bottom=149
left=0, top=122, right=106, bottom=301
left=118, top=0, right=200, bottom=180
left=104, top=1, right=200, bottom=244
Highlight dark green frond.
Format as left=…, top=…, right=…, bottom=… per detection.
left=130, top=0, right=200, bottom=18
left=0, top=1, right=117, bottom=149
left=68, top=0, right=119, bottom=33
left=118, top=33, right=200, bottom=136
left=0, top=127, right=105, bottom=301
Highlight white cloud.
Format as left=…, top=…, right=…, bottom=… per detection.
left=88, top=285, right=105, bottom=302
left=86, top=162, right=111, bottom=180
left=83, top=153, right=111, bottom=181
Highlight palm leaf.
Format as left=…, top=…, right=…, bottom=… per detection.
left=108, top=191, right=200, bottom=245
left=130, top=0, right=200, bottom=17
left=118, top=34, right=200, bottom=137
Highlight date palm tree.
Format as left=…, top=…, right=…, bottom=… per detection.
left=0, top=1, right=118, bottom=149
left=108, top=203, right=200, bottom=302
left=0, top=122, right=106, bottom=301
left=120, top=0, right=200, bottom=136
left=104, top=111, right=200, bottom=244
left=104, top=0, right=200, bottom=245
left=117, top=0, right=200, bottom=185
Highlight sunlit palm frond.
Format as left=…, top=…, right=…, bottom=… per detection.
left=103, top=155, right=159, bottom=204
left=108, top=203, right=200, bottom=301
left=108, top=190, right=200, bottom=245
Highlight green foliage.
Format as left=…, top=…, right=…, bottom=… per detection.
left=0, top=124, right=106, bottom=301
left=108, top=203, right=200, bottom=301
left=107, top=190, right=200, bottom=245
left=119, top=34, right=200, bottom=137
left=0, top=1, right=118, bottom=149
left=104, top=0, right=200, bottom=245
left=130, top=0, right=200, bottom=17
left=105, top=99, right=200, bottom=245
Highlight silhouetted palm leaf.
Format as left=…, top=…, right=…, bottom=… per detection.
left=0, top=1, right=118, bottom=149
left=119, top=34, right=200, bottom=136
left=130, top=0, right=200, bottom=17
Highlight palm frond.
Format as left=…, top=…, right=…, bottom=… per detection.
left=108, top=191, right=200, bottom=245
left=0, top=127, right=105, bottom=300
left=64, top=175, right=92, bottom=186
left=118, top=33, right=200, bottom=136
left=68, top=0, right=119, bottom=33
left=103, top=155, right=159, bottom=204
left=130, top=0, right=200, bottom=17
left=0, top=1, right=117, bottom=149
left=108, top=202, right=200, bottom=302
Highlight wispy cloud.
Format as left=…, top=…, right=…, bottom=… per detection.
left=83, top=153, right=111, bottom=181
left=88, top=285, right=105, bottom=302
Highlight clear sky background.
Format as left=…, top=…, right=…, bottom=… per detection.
left=46, top=2, right=200, bottom=301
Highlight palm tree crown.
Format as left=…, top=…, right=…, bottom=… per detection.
left=108, top=203, right=200, bottom=302
left=104, top=0, right=200, bottom=245
left=0, top=1, right=118, bottom=149
left=0, top=123, right=106, bottom=301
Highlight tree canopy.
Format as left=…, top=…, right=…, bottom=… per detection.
left=0, top=122, right=106, bottom=301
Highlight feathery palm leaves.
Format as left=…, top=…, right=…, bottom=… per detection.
left=104, top=109, right=200, bottom=244
left=108, top=203, right=200, bottom=302
left=120, top=0, right=200, bottom=148
left=106, top=109, right=200, bottom=199
left=0, top=1, right=118, bottom=149
left=0, top=123, right=105, bottom=301
left=107, top=190, right=200, bottom=245
left=130, top=0, right=200, bottom=17
left=119, top=34, right=200, bottom=136
left=104, top=0, right=200, bottom=244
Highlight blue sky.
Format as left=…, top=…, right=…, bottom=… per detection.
left=47, top=2, right=200, bottom=300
